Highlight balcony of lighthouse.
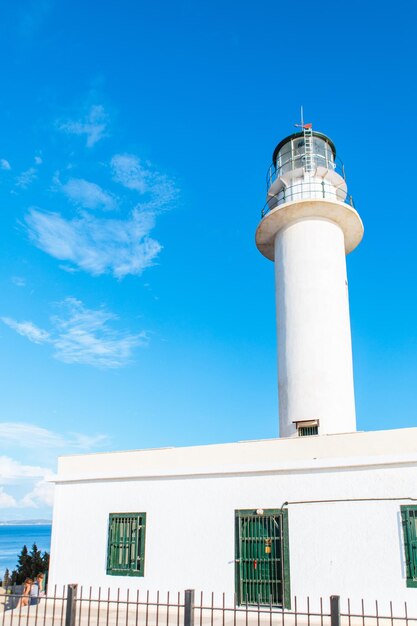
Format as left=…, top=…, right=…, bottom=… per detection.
left=262, top=131, right=354, bottom=218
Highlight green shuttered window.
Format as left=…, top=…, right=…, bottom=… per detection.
left=401, top=506, right=417, bottom=587
left=235, top=509, right=291, bottom=609
left=107, top=513, right=146, bottom=577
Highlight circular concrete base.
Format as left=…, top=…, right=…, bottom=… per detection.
left=255, top=198, right=364, bottom=260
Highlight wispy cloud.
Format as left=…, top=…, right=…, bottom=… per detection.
left=0, top=423, right=64, bottom=449
left=34, top=156, right=43, bottom=165
left=0, top=158, right=11, bottom=170
left=25, top=207, right=162, bottom=278
left=111, top=153, right=178, bottom=209
left=0, top=422, right=107, bottom=451
left=16, top=167, right=37, bottom=188
left=11, top=276, right=26, bottom=288
left=51, top=297, right=147, bottom=367
left=0, top=422, right=108, bottom=512
left=2, top=318, right=50, bottom=343
left=59, top=177, right=117, bottom=211
left=111, top=154, right=148, bottom=192
left=59, top=105, right=109, bottom=147
left=72, top=433, right=108, bottom=448
left=22, top=149, right=177, bottom=278
left=2, top=297, right=147, bottom=368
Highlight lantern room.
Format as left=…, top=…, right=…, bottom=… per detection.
left=273, top=132, right=336, bottom=176
left=265, top=128, right=351, bottom=213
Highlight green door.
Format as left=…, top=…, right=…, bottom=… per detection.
left=235, top=509, right=290, bottom=607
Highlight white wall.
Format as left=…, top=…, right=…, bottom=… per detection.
left=274, top=218, right=356, bottom=437
left=49, top=461, right=417, bottom=614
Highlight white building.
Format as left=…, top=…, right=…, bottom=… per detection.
left=49, top=126, right=417, bottom=612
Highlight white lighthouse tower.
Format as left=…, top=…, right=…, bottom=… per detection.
left=256, top=124, right=364, bottom=438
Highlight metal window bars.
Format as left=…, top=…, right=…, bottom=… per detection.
left=297, top=426, right=318, bottom=437
left=1, top=586, right=417, bottom=626
left=107, top=513, right=146, bottom=576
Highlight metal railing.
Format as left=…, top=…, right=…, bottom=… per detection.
left=266, top=154, right=347, bottom=192
left=261, top=182, right=355, bottom=218
left=1, top=586, right=417, bottom=626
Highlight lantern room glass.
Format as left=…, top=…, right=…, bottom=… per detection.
left=275, top=136, right=335, bottom=177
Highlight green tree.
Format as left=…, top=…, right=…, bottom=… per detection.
left=17, top=545, right=29, bottom=570
left=14, top=543, right=50, bottom=584
left=2, top=568, right=10, bottom=587
left=29, top=544, right=44, bottom=579
left=41, top=551, right=49, bottom=573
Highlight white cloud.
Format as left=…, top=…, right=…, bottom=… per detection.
left=111, top=154, right=148, bottom=192
left=59, top=105, right=109, bottom=147
left=16, top=167, right=37, bottom=188
left=59, top=264, right=78, bottom=273
left=0, top=423, right=62, bottom=449
left=51, top=297, right=147, bottom=367
left=0, top=456, right=50, bottom=484
left=23, top=152, right=177, bottom=278
left=2, top=297, right=147, bottom=368
left=0, top=487, right=18, bottom=508
left=69, top=433, right=108, bottom=449
left=0, top=422, right=107, bottom=451
left=34, top=156, right=43, bottom=165
left=0, top=423, right=109, bottom=512
left=25, top=207, right=162, bottom=278
left=60, top=177, right=117, bottom=211
left=0, top=457, right=53, bottom=510
left=111, top=154, right=178, bottom=209
left=1, top=318, right=50, bottom=343
left=20, top=480, right=54, bottom=509
left=11, top=276, right=26, bottom=288
left=0, top=158, right=11, bottom=170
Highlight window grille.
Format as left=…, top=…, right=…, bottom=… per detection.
left=298, top=425, right=318, bottom=437
left=401, top=506, right=417, bottom=587
left=107, top=513, right=146, bottom=576
left=235, top=509, right=291, bottom=608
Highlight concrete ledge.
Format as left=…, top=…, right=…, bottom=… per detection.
left=255, top=198, right=364, bottom=260
left=52, top=428, right=417, bottom=483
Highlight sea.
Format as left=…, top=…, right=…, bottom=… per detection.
left=0, top=524, right=52, bottom=579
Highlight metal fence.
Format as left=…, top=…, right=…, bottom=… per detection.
left=261, top=182, right=355, bottom=218
left=266, top=154, right=347, bottom=191
left=1, top=587, right=417, bottom=626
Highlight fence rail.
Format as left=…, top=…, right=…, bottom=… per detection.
left=266, top=154, right=347, bottom=191
left=1, top=587, right=416, bottom=626
left=261, top=182, right=355, bottom=218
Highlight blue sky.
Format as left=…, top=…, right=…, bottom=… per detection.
left=0, top=0, right=416, bottom=519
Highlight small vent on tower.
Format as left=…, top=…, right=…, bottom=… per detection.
left=293, top=419, right=319, bottom=437
left=298, top=425, right=318, bottom=437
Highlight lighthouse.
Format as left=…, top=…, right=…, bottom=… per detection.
left=256, top=125, right=364, bottom=438
left=50, top=120, right=417, bottom=610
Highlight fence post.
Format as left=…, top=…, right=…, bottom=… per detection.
left=184, top=589, right=195, bottom=626
left=330, top=595, right=340, bottom=626
left=65, top=584, right=78, bottom=626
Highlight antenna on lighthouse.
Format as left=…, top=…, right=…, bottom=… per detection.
left=294, top=106, right=312, bottom=130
